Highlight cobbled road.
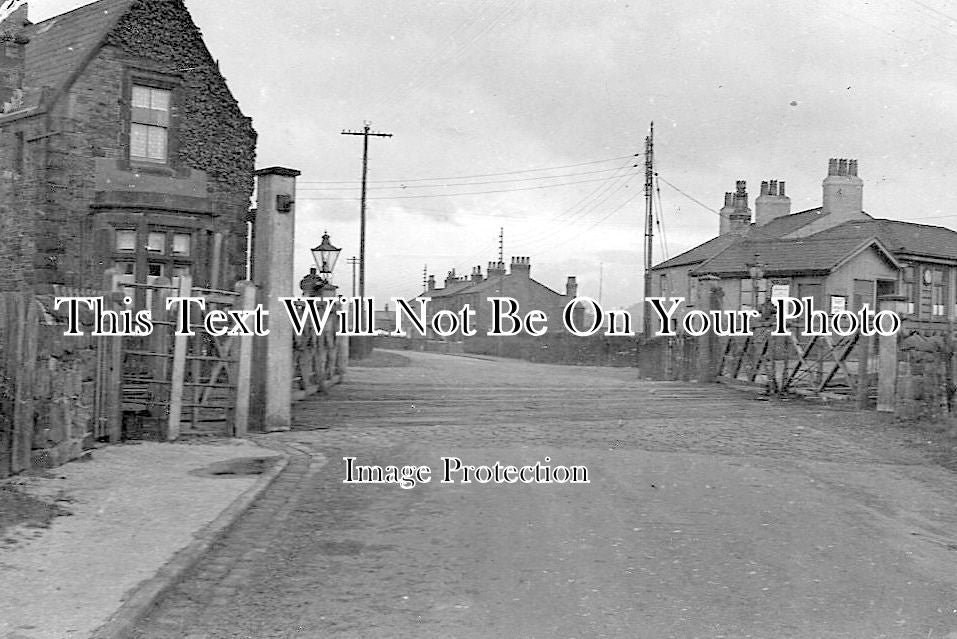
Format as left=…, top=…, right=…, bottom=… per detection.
left=133, top=350, right=957, bottom=638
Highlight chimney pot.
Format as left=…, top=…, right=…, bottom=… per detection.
left=760, top=181, right=769, bottom=196
left=778, top=181, right=785, bottom=197
left=849, top=159, right=858, bottom=176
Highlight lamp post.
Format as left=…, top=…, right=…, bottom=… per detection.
left=747, top=259, right=764, bottom=313
left=300, top=231, right=341, bottom=297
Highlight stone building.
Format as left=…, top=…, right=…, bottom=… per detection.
left=651, top=158, right=957, bottom=323
left=0, top=0, right=256, bottom=293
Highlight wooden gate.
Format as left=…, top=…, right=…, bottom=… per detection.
left=118, top=275, right=254, bottom=439
left=717, top=322, right=866, bottom=398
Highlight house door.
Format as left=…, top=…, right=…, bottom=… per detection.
left=853, top=279, right=874, bottom=311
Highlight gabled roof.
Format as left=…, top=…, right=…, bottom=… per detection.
left=691, top=236, right=899, bottom=278
left=419, top=271, right=563, bottom=300
left=425, top=278, right=475, bottom=298
left=652, top=207, right=829, bottom=272
left=0, top=0, right=132, bottom=115
left=806, top=218, right=957, bottom=261
left=651, top=233, right=739, bottom=270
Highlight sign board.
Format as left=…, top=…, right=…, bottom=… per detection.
left=829, top=295, right=846, bottom=314
left=770, top=283, right=790, bottom=301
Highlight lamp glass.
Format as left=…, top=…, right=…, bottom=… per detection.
left=311, top=233, right=341, bottom=275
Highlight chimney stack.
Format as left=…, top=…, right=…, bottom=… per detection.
left=719, top=181, right=751, bottom=235
left=754, top=177, right=791, bottom=226
left=565, top=276, right=578, bottom=299
left=822, top=157, right=864, bottom=222
left=471, top=265, right=483, bottom=282
left=426, top=274, right=436, bottom=291
left=718, top=192, right=735, bottom=235
left=510, top=256, right=530, bottom=277
left=487, top=260, right=506, bottom=277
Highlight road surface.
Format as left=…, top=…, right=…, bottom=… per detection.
left=133, top=350, right=957, bottom=638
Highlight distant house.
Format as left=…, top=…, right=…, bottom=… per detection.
left=419, top=257, right=581, bottom=337
left=0, top=0, right=256, bottom=293
left=651, top=159, right=957, bottom=323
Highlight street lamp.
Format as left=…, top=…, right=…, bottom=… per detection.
left=747, top=258, right=764, bottom=312
left=311, top=231, right=341, bottom=280
left=300, top=231, right=341, bottom=297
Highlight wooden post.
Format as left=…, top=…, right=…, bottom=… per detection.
left=857, top=334, right=872, bottom=409
left=233, top=280, right=256, bottom=437
left=877, top=295, right=906, bottom=413
left=0, top=294, right=11, bottom=478
left=166, top=275, right=192, bottom=441
left=100, top=268, right=124, bottom=443
left=12, top=293, right=37, bottom=473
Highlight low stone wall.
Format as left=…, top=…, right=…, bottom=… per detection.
left=1, top=294, right=100, bottom=478
left=895, top=331, right=952, bottom=421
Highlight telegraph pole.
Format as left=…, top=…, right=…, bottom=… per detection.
left=643, top=121, right=654, bottom=337
left=341, top=121, right=392, bottom=299
left=347, top=256, right=359, bottom=297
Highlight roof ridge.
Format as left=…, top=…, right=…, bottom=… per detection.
left=29, top=0, right=132, bottom=26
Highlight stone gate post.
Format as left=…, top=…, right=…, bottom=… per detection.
left=251, top=167, right=299, bottom=432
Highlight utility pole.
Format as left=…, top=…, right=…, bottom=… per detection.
left=643, top=121, right=654, bottom=337
left=347, top=256, right=359, bottom=297
left=599, top=262, right=603, bottom=305
left=341, top=121, right=392, bottom=299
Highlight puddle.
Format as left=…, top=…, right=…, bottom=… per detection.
left=190, top=456, right=279, bottom=478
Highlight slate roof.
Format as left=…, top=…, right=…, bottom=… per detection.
left=750, top=207, right=825, bottom=238
left=420, top=272, right=563, bottom=299
left=652, top=208, right=832, bottom=271
left=806, top=219, right=957, bottom=261
left=651, top=234, right=739, bottom=270
left=426, top=278, right=475, bottom=298
left=691, top=236, right=897, bottom=278
left=0, top=0, right=131, bottom=114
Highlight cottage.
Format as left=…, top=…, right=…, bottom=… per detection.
left=651, top=159, right=957, bottom=323
left=0, top=0, right=256, bottom=293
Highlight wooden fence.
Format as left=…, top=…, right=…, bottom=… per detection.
left=0, top=282, right=348, bottom=477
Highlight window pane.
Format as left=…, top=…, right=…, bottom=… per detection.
left=115, top=229, right=136, bottom=251
left=114, top=260, right=135, bottom=275
left=172, top=233, right=190, bottom=256
left=147, top=232, right=165, bottom=253
left=132, top=85, right=151, bottom=109
left=148, top=262, right=164, bottom=277
left=150, top=89, right=169, bottom=112
left=130, top=123, right=148, bottom=158
left=147, top=126, right=167, bottom=161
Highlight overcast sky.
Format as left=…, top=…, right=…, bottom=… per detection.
left=30, top=0, right=957, bottom=309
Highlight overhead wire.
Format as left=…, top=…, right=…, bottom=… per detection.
left=297, top=154, right=636, bottom=185
left=295, top=174, right=635, bottom=201
left=297, top=166, right=627, bottom=191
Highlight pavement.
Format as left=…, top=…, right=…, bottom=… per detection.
left=0, top=439, right=289, bottom=639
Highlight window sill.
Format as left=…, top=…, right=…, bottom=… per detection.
left=128, top=161, right=177, bottom=177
